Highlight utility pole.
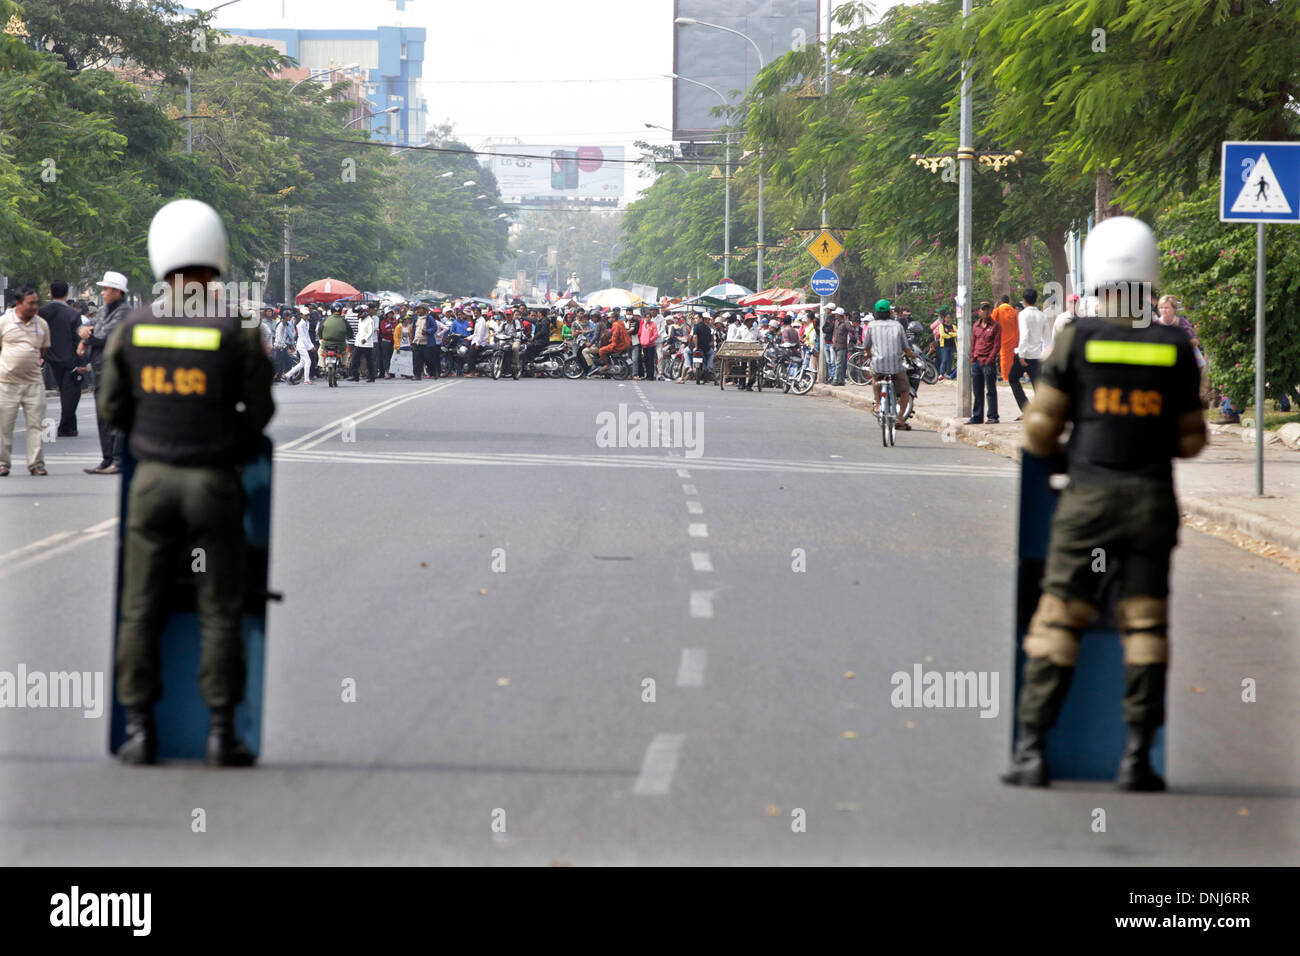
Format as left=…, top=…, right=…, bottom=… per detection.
left=724, top=130, right=732, bottom=280
left=956, top=0, right=973, bottom=418
left=818, top=0, right=831, bottom=383
left=283, top=211, right=291, bottom=306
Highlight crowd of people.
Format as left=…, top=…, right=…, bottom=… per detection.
left=257, top=299, right=843, bottom=386
left=0, top=272, right=132, bottom=477
left=0, top=274, right=1254, bottom=477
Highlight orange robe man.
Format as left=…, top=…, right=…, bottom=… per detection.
left=991, top=299, right=1019, bottom=380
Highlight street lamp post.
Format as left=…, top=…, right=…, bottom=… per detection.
left=344, top=104, right=400, bottom=131
left=289, top=63, right=361, bottom=96
left=663, top=76, right=732, bottom=284
left=278, top=63, right=361, bottom=304
left=674, top=18, right=765, bottom=289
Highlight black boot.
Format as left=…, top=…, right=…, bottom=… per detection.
left=118, top=706, right=157, bottom=765
left=1116, top=724, right=1165, bottom=791
left=1000, top=723, right=1050, bottom=787
left=205, top=706, right=256, bottom=767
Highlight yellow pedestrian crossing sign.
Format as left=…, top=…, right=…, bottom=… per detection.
left=808, top=230, right=843, bottom=268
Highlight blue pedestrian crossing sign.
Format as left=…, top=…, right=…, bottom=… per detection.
left=1220, top=142, right=1300, bottom=223
left=811, top=268, right=839, bottom=296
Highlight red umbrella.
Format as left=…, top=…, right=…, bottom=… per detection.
left=296, top=277, right=360, bottom=304
left=738, top=287, right=805, bottom=307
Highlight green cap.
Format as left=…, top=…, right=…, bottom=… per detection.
left=874, top=298, right=892, bottom=313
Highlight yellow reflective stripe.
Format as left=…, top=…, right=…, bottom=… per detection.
left=132, top=325, right=222, bottom=350
left=1084, top=340, right=1176, bottom=367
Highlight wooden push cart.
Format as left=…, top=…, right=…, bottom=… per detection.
left=714, top=341, right=765, bottom=391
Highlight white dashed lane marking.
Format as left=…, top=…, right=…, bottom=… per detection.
left=633, top=733, right=686, bottom=796
left=688, top=523, right=708, bottom=538
left=689, top=590, right=714, bottom=619
left=686, top=500, right=704, bottom=515
left=676, top=648, right=708, bottom=687
left=690, top=552, right=713, bottom=572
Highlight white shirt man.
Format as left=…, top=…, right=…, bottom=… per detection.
left=471, top=315, right=489, bottom=346
left=355, top=311, right=377, bottom=348
left=0, top=290, right=51, bottom=474
left=736, top=319, right=761, bottom=342
left=1016, top=301, right=1051, bottom=361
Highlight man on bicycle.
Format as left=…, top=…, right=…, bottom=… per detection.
left=864, top=299, right=918, bottom=430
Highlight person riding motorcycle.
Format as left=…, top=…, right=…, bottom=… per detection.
left=593, top=312, right=630, bottom=374
left=319, top=309, right=350, bottom=380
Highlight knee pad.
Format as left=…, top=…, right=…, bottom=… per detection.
left=1023, top=593, right=1095, bottom=666
left=1117, top=596, right=1169, bottom=664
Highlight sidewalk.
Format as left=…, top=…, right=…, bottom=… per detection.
left=812, top=377, right=1300, bottom=563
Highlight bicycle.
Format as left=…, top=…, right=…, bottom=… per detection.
left=846, top=347, right=871, bottom=386
left=877, top=373, right=897, bottom=447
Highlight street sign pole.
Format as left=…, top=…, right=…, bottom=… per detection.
left=1219, top=141, right=1300, bottom=496
left=1256, top=223, right=1265, bottom=496
left=807, top=232, right=843, bottom=383
left=819, top=0, right=830, bottom=385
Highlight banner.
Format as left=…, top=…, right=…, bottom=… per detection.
left=631, top=283, right=659, bottom=304
left=488, top=145, right=625, bottom=201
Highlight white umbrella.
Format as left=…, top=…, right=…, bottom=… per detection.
left=701, top=282, right=752, bottom=300
left=584, top=288, right=644, bottom=309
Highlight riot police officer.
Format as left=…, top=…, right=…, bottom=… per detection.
left=99, top=199, right=275, bottom=766
left=1002, top=216, right=1206, bottom=792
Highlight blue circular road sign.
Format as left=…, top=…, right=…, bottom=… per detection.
left=811, top=268, right=839, bottom=297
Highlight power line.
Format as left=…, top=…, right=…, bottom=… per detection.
left=271, top=131, right=740, bottom=168
left=423, top=77, right=664, bottom=85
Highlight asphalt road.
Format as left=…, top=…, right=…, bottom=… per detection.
left=2, top=374, right=1296, bottom=865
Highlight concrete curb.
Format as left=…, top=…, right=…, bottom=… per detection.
left=1179, top=495, right=1300, bottom=555
left=810, top=383, right=1299, bottom=557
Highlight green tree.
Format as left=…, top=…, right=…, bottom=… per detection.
left=0, top=0, right=169, bottom=288
left=380, top=142, right=509, bottom=296
left=16, top=0, right=209, bottom=80
left=617, top=162, right=754, bottom=296
left=935, top=0, right=1300, bottom=217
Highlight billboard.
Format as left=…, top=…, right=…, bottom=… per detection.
left=488, top=145, right=625, bottom=201
left=672, top=0, right=820, bottom=141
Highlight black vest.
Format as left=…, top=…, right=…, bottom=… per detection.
left=1057, top=317, right=1200, bottom=483
left=118, top=306, right=252, bottom=466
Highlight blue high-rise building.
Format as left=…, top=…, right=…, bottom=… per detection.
left=227, top=26, right=427, bottom=145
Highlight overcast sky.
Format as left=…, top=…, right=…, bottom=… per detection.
left=209, top=0, right=910, bottom=202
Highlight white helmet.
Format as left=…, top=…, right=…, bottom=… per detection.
left=147, top=198, right=230, bottom=281
left=1082, top=216, right=1159, bottom=294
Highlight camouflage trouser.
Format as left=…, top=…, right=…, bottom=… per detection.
left=1020, top=478, right=1179, bottom=727
left=116, top=462, right=246, bottom=708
